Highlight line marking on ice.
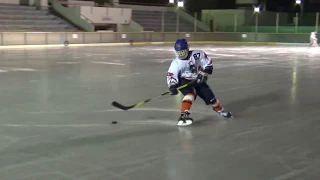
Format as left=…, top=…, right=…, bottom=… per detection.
left=89, top=61, right=125, bottom=65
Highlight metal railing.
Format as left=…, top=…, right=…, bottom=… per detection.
left=131, top=11, right=208, bottom=32
left=201, top=10, right=320, bottom=33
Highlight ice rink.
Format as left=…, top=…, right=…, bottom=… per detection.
left=0, top=44, right=320, bottom=180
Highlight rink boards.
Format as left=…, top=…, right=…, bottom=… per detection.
left=0, top=32, right=313, bottom=47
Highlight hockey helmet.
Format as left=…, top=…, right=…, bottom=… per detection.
left=174, top=39, right=189, bottom=59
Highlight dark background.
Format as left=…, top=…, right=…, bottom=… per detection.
left=119, top=0, right=320, bottom=13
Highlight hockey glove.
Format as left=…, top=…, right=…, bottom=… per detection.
left=196, top=71, right=208, bottom=84
left=169, top=84, right=178, bottom=95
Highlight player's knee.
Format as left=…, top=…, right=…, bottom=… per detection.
left=183, top=93, right=196, bottom=103
left=210, top=98, right=220, bottom=106
left=204, top=97, right=217, bottom=105
left=200, top=91, right=216, bottom=105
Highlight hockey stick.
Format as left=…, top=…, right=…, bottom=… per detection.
left=111, top=81, right=194, bottom=111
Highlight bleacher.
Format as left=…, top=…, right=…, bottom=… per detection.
left=132, top=10, right=205, bottom=32
left=0, top=4, right=78, bottom=31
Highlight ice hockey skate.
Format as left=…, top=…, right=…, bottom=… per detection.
left=217, top=109, right=233, bottom=118
left=177, top=111, right=193, bottom=126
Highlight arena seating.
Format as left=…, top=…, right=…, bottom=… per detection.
left=132, top=10, right=205, bottom=32
left=0, top=4, right=78, bottom=31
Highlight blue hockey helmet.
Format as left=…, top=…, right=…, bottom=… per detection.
left=174, top=39, right=189, bottom=59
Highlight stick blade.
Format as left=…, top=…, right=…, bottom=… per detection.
left=111, top=101, right=134, bottom=110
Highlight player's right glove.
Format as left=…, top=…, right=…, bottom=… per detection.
left=169, top=84, right=178, bottom=95
left=196, top=71, right=208, bottom=84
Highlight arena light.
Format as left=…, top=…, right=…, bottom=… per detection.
left=169, top=0, right=174, bottom=3
left=296, top=0, right=301, bottom=4
left=254, top=7, right=260, bottom=13
left=177, top=1, right=184, bottom=7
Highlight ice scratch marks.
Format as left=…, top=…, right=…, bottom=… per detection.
left=0, top=69, right=8, bottom=73
left=84, top=53, right=112, bottom=56
left=55, top=61, right=126, bottom=65
left=56, top=62, right=80, bottom=64
left=9, top=68, right=40, bottom=71
left=89, top=61, right=125, bottom=66
left=0, top=135, right=40, bottom=151
left=0, top=67, right=41, bottom=73
left=0, top=124, right=110, bottom=128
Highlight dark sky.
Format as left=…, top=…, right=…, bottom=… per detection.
left=120, top=0, right=320, bottom=13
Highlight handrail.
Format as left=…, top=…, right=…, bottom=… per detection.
left=51, top=0, right=94, bottom=31
left=80, top=14, right=94, bottom=24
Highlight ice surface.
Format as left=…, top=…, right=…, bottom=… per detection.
left=0, top=45, right=320, bottom=180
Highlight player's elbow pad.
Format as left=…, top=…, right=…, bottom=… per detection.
left=204, top=67, right=213, bottom=74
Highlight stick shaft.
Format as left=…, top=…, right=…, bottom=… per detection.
left=111, top=81, right=194, bottom=110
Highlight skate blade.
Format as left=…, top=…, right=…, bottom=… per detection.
left=177, top=120, right=193, bottom=126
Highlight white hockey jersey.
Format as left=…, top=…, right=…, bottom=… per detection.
left=167, top=50, right=213, bottom=86
left=310, top=32, right=317, bottom=40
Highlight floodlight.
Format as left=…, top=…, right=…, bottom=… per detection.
left=296, top=0, right=301, bottom=4
left=177, top=1, right=184, bottom=7
left=254, top=7, right=260, bottom=12
left=169, top=0, right=174, bottom=3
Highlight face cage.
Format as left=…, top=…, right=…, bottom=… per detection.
left=175, top=49, right=188, bottom=59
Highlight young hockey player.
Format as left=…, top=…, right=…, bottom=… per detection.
left=167, top=39, right=232, bottom=126
left=310, top=32, right=318, bottom=47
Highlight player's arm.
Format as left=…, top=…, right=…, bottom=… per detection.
left=200, top=52, right=213, bottom=74
left=167, top=60, right=180, bottom=95
left=196, top=51, right=213, bottom=83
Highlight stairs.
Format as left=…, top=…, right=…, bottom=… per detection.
left=0, top=4, right=78, bottom=31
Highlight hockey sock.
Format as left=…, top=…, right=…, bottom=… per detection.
left=181, top=93, right=195, bottom=112
left=212, top=99, right=223, bottom=112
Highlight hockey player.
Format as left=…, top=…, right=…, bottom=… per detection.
left=310, top=31, right=318, bottom=47
left=167, top=39, right=232, bottom=126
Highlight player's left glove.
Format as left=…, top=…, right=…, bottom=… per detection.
left=196, top=71, right=208, bottom=84
left=169, top=84, right=179, bottom=95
